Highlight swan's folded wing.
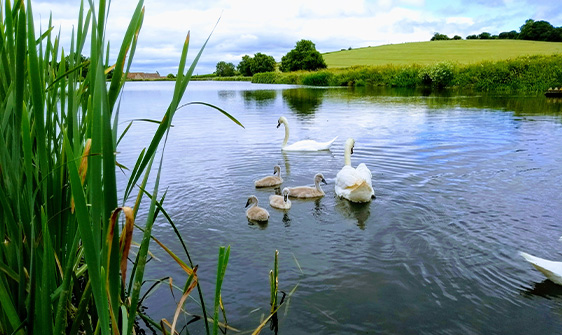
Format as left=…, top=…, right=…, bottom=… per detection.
left=356, top=163, right=373, bottom=187
left=335, top=166, right=364, bottom=192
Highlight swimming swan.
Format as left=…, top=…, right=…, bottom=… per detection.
left=288, top=173, right=327, bottom=198
left=245, top=195, right=270, bottom=222
left=269, top=187, right=292, bottom=210
left=255, top=165, right=283, bottom=188
left=277, top=116, right=337, bottom=151
left=335, top=138, right=374, bottom=202
left=520, top=251, right=562, bottom=285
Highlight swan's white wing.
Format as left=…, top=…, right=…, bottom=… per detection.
left=335, top=165, right=374, bottom=202
left=520, top=251, right=562, bottom=285
left=282, top=137, right=338, bottom=151
left=356, top=163, right=373, bottom=184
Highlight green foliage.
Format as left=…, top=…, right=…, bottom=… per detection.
left=519, top=19, right=561, bottom=42
left=237, top=55, right=253, bottom=76
left=301, top=71, right=334, bottom=86
left=260, top=54, right=562, bottom=93
left=478, top=32, right=492, bottom=39
left=419, top=62, right=455, bottom=88
left=431, top=32, right=450, bottom=41
left=236, top=53, right=276, bottom=76
left=215, top=61, right=236, bottom=76
left=280, top=39, right=327, bottom=72
left=250, top=52, right=276, bottom=74
left=0, top=1, right=243, bottom=335
left=499, top=30, right=519, bottom=39
left=252, top=71, right=279, bottom=83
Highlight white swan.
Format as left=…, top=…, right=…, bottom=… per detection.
left=245, top=195, right=270, bottom=222
left=277, top=116, right=337, bottom=151
left=255, top=165, right=283, bottom=188
left=520, top=251, right=562, bottom=285
left=335, top=138, right=374, bottom=202
left=288, top=173, right=327, bottom=198
left=269, top=187, right=292, bottom=210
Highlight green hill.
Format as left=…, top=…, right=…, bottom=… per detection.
left=323, top=40, right=562, bottom=68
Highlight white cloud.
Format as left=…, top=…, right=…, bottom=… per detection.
left=446, top=17, right=475, bottom=25
left=29, top=0, right=556, bottom=74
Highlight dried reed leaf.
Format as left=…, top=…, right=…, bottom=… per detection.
left=70, top=138, right=91, bottom=213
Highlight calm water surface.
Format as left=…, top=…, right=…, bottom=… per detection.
left=117, top=81, right=562, bottom=334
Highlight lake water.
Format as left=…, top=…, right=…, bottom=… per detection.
left=116, top=81, right=562, bottom=334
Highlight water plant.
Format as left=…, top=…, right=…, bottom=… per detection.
left=0, top=0, right=242, bottom=334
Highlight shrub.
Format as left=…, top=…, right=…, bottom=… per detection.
left=419, top=62, right=455, bottom=88
left=301, top=71, right=333, bottom=86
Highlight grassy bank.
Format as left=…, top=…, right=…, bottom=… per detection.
left=252, top=54, right=562, bottom=93
left=323, top=40, right=562, bottom=67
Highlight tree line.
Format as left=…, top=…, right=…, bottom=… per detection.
left=432, top=19, right=562, bottom=42
left=214, top=39, right=327, bottom=77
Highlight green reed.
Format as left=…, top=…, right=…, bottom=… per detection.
left=0, top=0, right=242, bottom=334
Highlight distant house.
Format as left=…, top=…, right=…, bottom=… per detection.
left=127, top=72, right=163, bottom=80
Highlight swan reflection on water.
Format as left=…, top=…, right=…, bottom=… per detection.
left=335, top=198, right=372, bottom=229
left=520, top=279, right=562, bottom=300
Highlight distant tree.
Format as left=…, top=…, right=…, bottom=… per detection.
left=499, top=30, right=519, bottom=39
left=250, top=52, right=276, bottom=74
left=430, top=32, right=450, bottom=41
left=167, top=73, right=176, bottom=79
left=466, top=34, right=478, bottom=40
left=553, top=27, right=562, bottom=42
left=519, top=19, right=556, bottom=41
left=452, top=35, right=462, bottom=40
left=60, top=53, right=89, bottom=79
left=215, top=61, right=236, bottom=77
left=280, top=39, right=327, bottom=72
left=237, top=55, right=253, bottom=76
left=478, top=32, right=492, bottom=39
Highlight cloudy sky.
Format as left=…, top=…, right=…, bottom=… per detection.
left=30, top=0, right=561, bottom=75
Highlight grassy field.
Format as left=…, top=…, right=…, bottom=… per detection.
left=323, top=40, right=562, bottom=68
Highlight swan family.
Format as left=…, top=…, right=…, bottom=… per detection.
left=245, top=115, right=375, bottom=224
left=245, top=117, right=559, bottom=290
left=247, top=116, right=550, bottom=288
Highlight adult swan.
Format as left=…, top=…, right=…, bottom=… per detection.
left=277, top=116, right=337, bottom=151
left=335, top=138, right=374, bottom=202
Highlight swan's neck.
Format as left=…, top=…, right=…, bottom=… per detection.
left=315, top=179, right=322, bottom=191
left=344, top=142, right=352, bottom=166
left=281, top=120, right=289, bottom=147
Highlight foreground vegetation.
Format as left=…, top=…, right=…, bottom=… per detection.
left=252, top=54, right=562, bottom=93
left=0, top=1, right=289, bottom=334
